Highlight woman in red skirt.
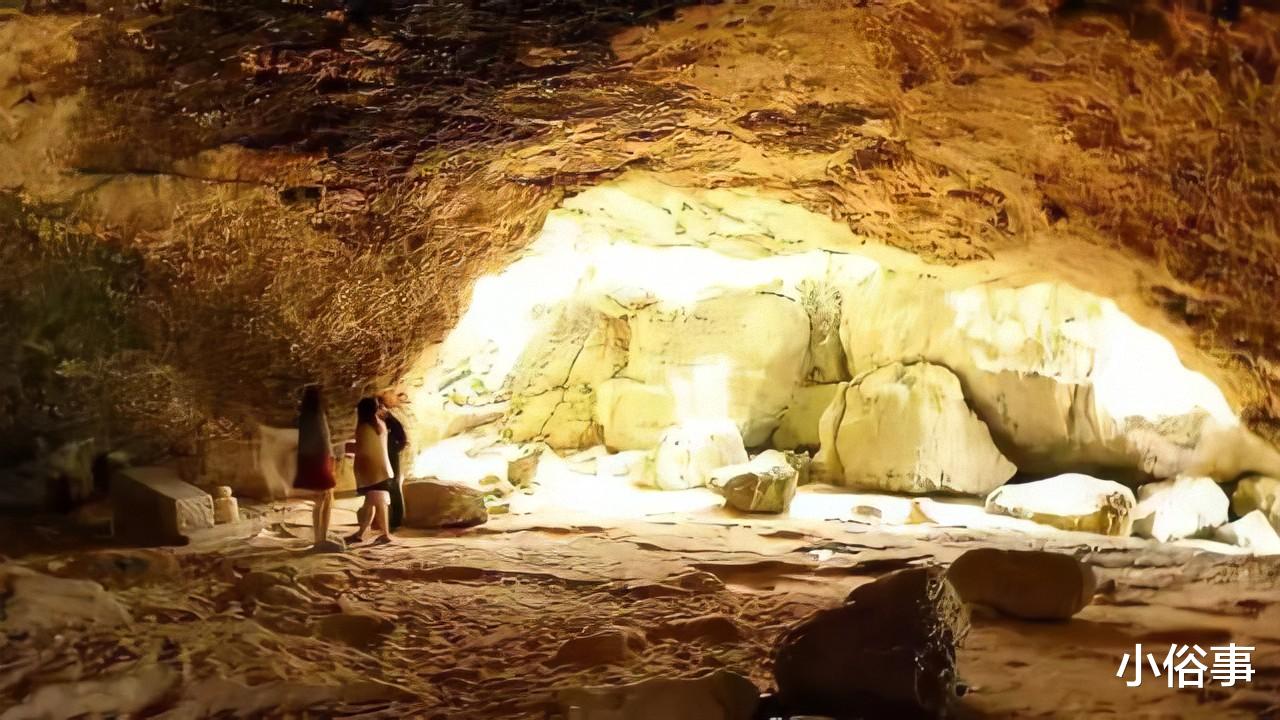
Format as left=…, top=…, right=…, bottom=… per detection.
left=294, top=385, right=337, bottom=549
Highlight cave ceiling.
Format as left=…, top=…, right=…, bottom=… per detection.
left=2, top=0, right=1279, bottom=457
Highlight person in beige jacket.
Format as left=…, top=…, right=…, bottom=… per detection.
left=345, top=397, right=395, bottom=545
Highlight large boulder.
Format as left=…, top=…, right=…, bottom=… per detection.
left=554, top=669, right=759, bottom=720
left=402, top=480, right=488, bottom=529
left=708, top=450, right=798, bottom=513
left=946, top=548, right=1096, bottom=620
left=823, top=362, right=1016, bottom=495
left=110, top=467, right=214, bottom=546
left=842, top=274, right=1280, bottom=483
left=1213, top=511, right=1280, bottom=555
left=984, top=474, right=1136, bottom=536
left=1132, top=475, right=1229, bottom=542
left=1232, top=476, right=1280, bottom=532
left=651, top=420, right=748, bottom=490
left=772, top=567, right=969, bottom=719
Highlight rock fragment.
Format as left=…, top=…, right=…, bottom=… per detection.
left=708, top=450, right=798, bottom=513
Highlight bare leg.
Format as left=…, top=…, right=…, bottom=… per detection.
left=370, top=490, right=394, bottom=544
left=346, top=500, right=374, bottom=543
left=311, top=494, right=325, bottom=545
left=317, top=489, right=333, bottom=542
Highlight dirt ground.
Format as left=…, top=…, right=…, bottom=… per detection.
left=3, top=492, right=1280, bottom=719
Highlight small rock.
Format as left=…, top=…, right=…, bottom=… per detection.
left=1232, top=476, right=1280, bottom=532
left=508, top=445, right=543, bottom=487
left=782, top=450, right=812, bottom=486
left=550, top=627, right=647, bottom=668
left=772, top=567, right=969, bottom=718
left=554, top=669, right=759, bottom=720
left=1213, top=511, right=1280, bottom=555
left=648, top=614, right=744, bottom=645
left=1132, top=475, right=1229, bottom=541
left=984, top=474, right=1136, bottom=536
left=708, top=450, right=798, bottom=513
left=652, top=420, right=748, bottom=490
left=479, top=474, right=516, bottom=498
left=946, top=548, right=1096, bottom=620
left=402, top=479, right=488, bottom=529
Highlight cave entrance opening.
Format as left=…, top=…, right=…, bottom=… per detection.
left=396, top=174, right=1279, bottom=542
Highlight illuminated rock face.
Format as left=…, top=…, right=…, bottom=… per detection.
left=985, top=474, right=1137, bottom=536
left=404, top=176, right=1280, bottom=488
left=1232, top=477, right=1280, bottom=532
left=598, top=291, right=809, bottom=450
left=822, top=362, right=1016, bottom=496
left=651, top=420, right=749, bottom=491
left=1131, top=476, right=1229, bottom=542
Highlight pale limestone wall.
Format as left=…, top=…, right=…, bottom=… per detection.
left=400, top=176, right=1280, bottom=486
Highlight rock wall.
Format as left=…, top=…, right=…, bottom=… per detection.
left=404, top=177, right=1280, bottom=489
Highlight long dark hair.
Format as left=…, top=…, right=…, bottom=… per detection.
left=356, top=396, right=380, bottom=430
left=300, top=385, right=324, bottom=417
left=298, top=384, right=331, bottom=458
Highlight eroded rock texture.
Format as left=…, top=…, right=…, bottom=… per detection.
left=2, top=0, right=1280, bottom=489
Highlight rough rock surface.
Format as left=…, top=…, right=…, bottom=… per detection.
left=1213, top=511, right=1280, bottom=555
left=402, top=480, right=488, bottom=529
left=707, top=450, right=798, bottom=514
left=0, top=567, right=132, bottom=632
left=550, top=627, right=647, bottom=668
left=1132, top=475, right=1230, bottom=542
left=772, top=384, right=842, bottom=451
left=110, top=467, right=214, bottom=546
left=985, top=474, right=1136, bottom=536
left=554, top=669, right=759, bottom=720
left=946, top=548, right=1096, bottom=621
left=824, top=362, right=1016, bottom=495
left=842, top=277, right=1280, bottom=483
left=773, top=566, right=969, bottom=719
left=651, top=421, right=748, bottom=491
left=598, top=291, right=810, bottom=450
left=7, top=0, right=1280, bottom=483
left=1232, top=476, right=1280, bottom=532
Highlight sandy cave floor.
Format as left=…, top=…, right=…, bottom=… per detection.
left=4, top=484, right=1280, bottom=719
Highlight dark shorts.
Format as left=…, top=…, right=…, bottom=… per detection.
left=357, top=479, right=393, bottom=496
